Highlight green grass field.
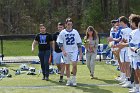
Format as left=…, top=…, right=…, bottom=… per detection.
left=2, top=39, right=38, bottom=56
left=0, top=39, right=128, bottom=93
left=0, top=38, right=107, bottom=56
left=0, top=62, right=128, bottom=93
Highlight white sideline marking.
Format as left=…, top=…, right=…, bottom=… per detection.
left=0, top=84, right=119, bottom=89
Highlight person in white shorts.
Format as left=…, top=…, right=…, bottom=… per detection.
left=107, top=19, right=124, bottom=81
left=57, top=17, right=82, bottom=86
left=129, top=15, right=140, bottom=93
left=108, top=20, right=119, bottom=62
left=52, top=22, right=65, bottom=82
left=108, top=19, right=121, bottom=66
left=116, top=16, right=132, bottom=88
left=53, top=22, right=64, bottom=70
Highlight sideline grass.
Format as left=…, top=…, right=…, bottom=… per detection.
left=2, top=40, right=38, bottom=56
left=0, top=62, right=128, bottom=93
left=1, top=38, right=107, bottom=56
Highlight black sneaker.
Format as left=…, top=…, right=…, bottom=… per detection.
left=59, top=79, right=63, bottom=83
left=59, top=76, right=63, bottom=83
left=71, top=72, right=73, bottom=74
left=46, top=77, right=49, bottom=81
left=42, top=76, right=45, bottom=80
left=58, top=71, right=61, bottom=74
left=90, top=74, right=94, bottom=79
left=90, top=74, right=97, bottom=79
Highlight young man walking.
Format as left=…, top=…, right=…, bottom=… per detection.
left=57, top=18, right=82, bottom=86
left=52, top=22, right=65, bottom=82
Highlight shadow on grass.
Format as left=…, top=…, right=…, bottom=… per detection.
left=49, top=79, right=66, bottom=86
left=76, top=83, right=113, bottom=93
left=49, top=79, right=113, bottom=93
left=92, top=78, right=119, bottom=84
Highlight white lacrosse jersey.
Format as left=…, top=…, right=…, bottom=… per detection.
left=128, top=29, right=137, bottom=57
left=109, top=27, right=120, bottom=45
left=120, top=27, right=132, bottom=51
left=110, top=27, right=118, bottom=39
left=57, top=29, right=82, bottom=52
left=129, top=29, right=140, bottom=57
left=109, top=27, right=115, bottom=45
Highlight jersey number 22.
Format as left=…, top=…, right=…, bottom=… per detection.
left=66, top=37, right=75, bottom=45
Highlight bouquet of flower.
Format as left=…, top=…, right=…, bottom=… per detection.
left=83, top=39, right=90, bottom=48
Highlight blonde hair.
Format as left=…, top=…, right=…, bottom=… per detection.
left=129, top=14, right=137, bottom=20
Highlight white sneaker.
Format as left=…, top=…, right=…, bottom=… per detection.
left=129, top=87, right=139, bottom=93
left=113, top=62, right=119, bottom=66
left=129, top=87, right=134, bottom=91
left=129, top=86, right=135, bottom=91
left=118, top=77, right=126, bottom=82
left=129, top=83, right=135, bottom=91
left=122, top=81, right=132, bottom=88
left=119, top=79, right=127, bottom=85
left=115, top=74, right=125, bottom=82
left=66, top=79, right=71, bottom=86
left=115, top=76, right=124, bottom=81
left=115, top=76, right=121, bottom=81
left=110, top=59, right=116, bottom=65
left=106, top=61, right=110, bottom=65
left=71, top=77, right=77, bottom=86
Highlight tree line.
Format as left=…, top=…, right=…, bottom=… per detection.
left=0, top=0, right=139, bottom=34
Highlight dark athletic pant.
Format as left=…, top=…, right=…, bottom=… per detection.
left=38, top=50, right=50, bottom=78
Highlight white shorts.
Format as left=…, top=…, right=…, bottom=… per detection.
left=62, top=51, right=79, bottom=64
left=132, top=57, right=140, bottom=70
left=53, top=51, right=62, bottom=64
left=120, top=50, right=130, bottom=63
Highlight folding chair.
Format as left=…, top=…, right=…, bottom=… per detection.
left=97, top=44, right=109, bottom=61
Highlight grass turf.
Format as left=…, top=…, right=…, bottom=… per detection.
left=0, top=62, right=128, bottom=93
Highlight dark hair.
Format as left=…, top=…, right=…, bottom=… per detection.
left=84, top=26, right=98, bottom=40
left=65, top=17, right=73, bottom=24
left=119, top=16, right=129, bottom=24
left=131, top=15, right=140, bottom=27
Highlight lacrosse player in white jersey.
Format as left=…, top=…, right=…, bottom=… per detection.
left=108, top=19, right=120, bottom=65
left=129, top=15, right=140, bottom=93
left=57, top=17, right=82, bottom=86
left=114, top=16, right=132, bottom=88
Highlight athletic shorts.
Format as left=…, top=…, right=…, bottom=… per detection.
left=62, top=51, right=79, bottom=64
left=132, top=57, right=140, bottom=70
left=120, top=50, right=130, bottom=63
left=53, top=51, right=62, bottom=64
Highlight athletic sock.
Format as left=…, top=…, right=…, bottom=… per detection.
left=60, top=76, right=63, bottom=80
